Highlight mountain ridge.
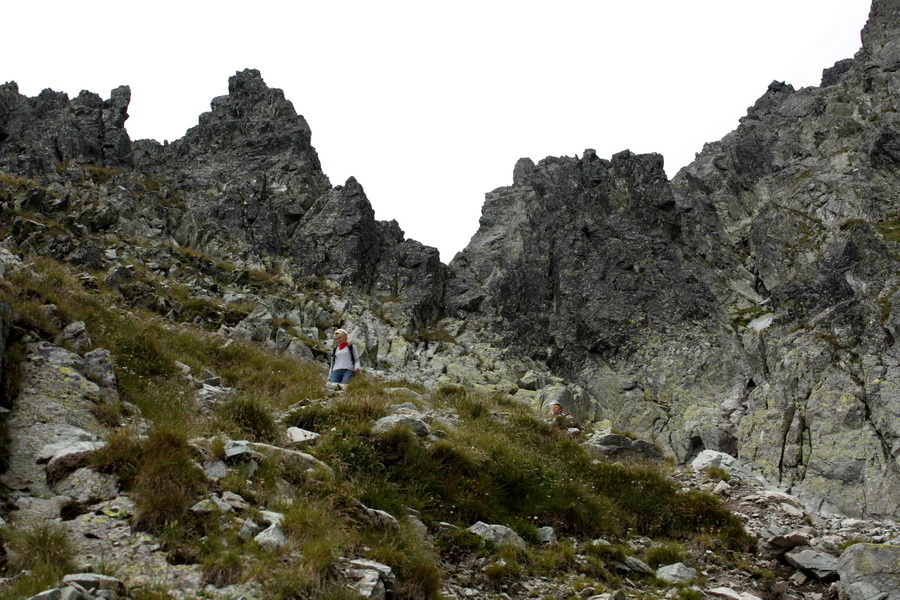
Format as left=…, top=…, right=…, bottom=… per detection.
left=1, top=0, right=898, bottom=523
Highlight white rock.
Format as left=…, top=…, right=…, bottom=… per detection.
left=255, top=523, right=287, bottom=549
left=708, top=587, right=763, bottom=600
left=467, top=521, right=526, bottom=549
left=781, top=502, right=805, bottom=517
left=286, top=426, right=320, bottom=444
left=656, top=562, right=698, bottom=584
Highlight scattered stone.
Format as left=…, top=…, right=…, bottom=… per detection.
left=656, top=562, right=698, bottom=584
left=536, top=526, right=557, bottom=545
left=708, top=586, right=763, bottom=600
left=371, top=414, right=431, bottom=437
left=255, top=523, right=287, bottom=550
left=286, top=426, right=320, bottom=445
left=467, top=521, right=526, bottom=549
left=347, top=559, right=397, bottom=600
left=758, top=527, right=813, bottom=558
left=221, top=491, right=249, bottom=510
left=784, top=547, right=839, bottom=582
left=190, top=494, right=233, bottom=514
left=620, top=555, right=654, bottom=574
left=51, top=467, right=119, bottom=505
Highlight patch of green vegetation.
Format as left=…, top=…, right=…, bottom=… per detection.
left=878, top=217, right=900, bottom=243
left=214, top=393, right=279, bottom=443
left=0, top=173, right=37, bottom=188
left=403, top=324, right=457, bottom=345
left=84, top=164, right=121, bottom=184
left=132, top=427, right=207, bottom=533
left=674, top=588, right=704, bottom=600
left=732, top=305, right=768, bottom=329
left=704, top=465, right=730, bottom=481
left=838, top=536, right=871, bottom=551
left=877, top=283, right=899, bottom=325
left=0, top=523, right=77, bottom=599
left=645, top=541, right=688, bottom=567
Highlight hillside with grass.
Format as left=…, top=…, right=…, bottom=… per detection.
left=0, top=250, right=762, bottom=599
left=1, top=1, right=900, bottom=597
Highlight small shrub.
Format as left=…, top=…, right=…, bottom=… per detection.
left=838, top=536, right=871, bottom=551
left=202, top=548, right=244, bottom=587
left=90, top=399, right=125, bottom=427
left=215, top=394, right=278, bottom=443
left=2, top=523, right=76, bottom=597
left=484, top=555, right=522, bottom=589
left=675, top=588, right=704, bottom=600
left=428, top=439, right=480, bottom=477
left=645, top=541, right=688, bottom=567
left=532, top=539, right=579, bottom=575
left=90, top=427, right=145, bottom=487
left=84, top=164, right=120, bottom=184
left=434, top=527, right=485, bottom=558
left=584, top=539, right=626, bottom=563
left=283, top=402, right=332, bottom=432
left=457, top=395, right=489, bottom=421
left=433, top=383, right=468, bottom=400
left=703, top=465, right=729, bottom=481
left=361, top=521, right=443, bottom=600
left=131, top=427, right=206, bottom=533
left=877, top=217, right=900, bottom=243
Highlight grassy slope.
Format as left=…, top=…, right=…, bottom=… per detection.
left=0, top=175, right=752, bottom=599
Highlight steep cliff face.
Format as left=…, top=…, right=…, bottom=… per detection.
left=449, top=0, right=900, bottom=517
left=668, top=0, right=900, bottom=517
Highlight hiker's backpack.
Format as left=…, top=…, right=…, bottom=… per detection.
left=331, top=343, right=357, bottom=366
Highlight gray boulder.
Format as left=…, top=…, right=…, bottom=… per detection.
left=1, top=342, right=105, bottom=498
left=52, top=467, right=119, bottom=505
left=255, top=523, right=287, bottom=550
left=837, top=543, right=900, bottom=600
left=656, top=562, right=697, bottom=584
left=784, top=547, right=839, bottom=582
left=371, top=414, right=431, bottom=438
left=467, top=521, right=526, bottom=549
left=583, top=432, right=662, bottom=461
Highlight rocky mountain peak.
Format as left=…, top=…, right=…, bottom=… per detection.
left=170, top=68, right=319, bottom=165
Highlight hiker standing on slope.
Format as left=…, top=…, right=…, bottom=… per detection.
left=328, top=328, right=361, bottom=384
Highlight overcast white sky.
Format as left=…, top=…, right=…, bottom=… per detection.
left=6, top=1, right=871, bottom=262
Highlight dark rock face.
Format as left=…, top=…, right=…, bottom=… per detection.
left=136, top=68, right=334, bottom=262
left=0, top=82, right=132, bottom=174
left=449, top=149, right=714, bottom=369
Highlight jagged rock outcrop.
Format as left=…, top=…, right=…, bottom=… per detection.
left=0, top=69, right=447, bottom=329
left=0, top=81, right=132, bottom=174
left=133, top=69, right=448, bottom=328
